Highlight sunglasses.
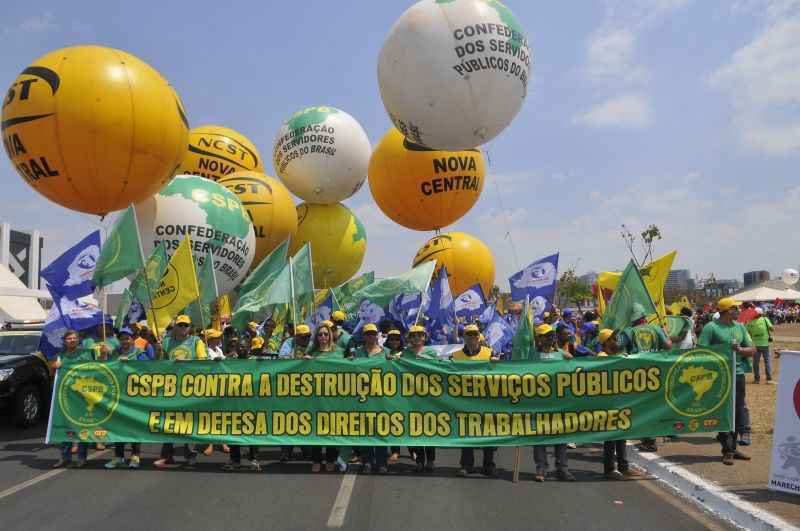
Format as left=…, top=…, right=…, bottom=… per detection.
left=177, top=323, right=190, bottom=328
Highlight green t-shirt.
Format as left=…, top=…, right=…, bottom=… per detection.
left=351, top=345, right=390, bottom=358
left=745, top=316, right=773, bottom=348
left=109, top=345, right=144, bottom=361
left=306, top=346, right=345, bottom=359
left=697, top=320, right=754, bottom=374
left=622, top=324, right=669, bottom=353
left=400, top=346, right=439, bottom=360
left=162, top=334, right=207, bottom=360
left=335, top=330, right=351, bottom=350
left=60, top=347, right=95, bottom=364
left=81, top=337, right=120, bottom=359
left=532, top=348, right=568, bottom=362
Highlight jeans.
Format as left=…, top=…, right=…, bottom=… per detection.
left=719, top=374, right=748, bottom=454
left=753, top=346, right=772, bottom=381
left=410, top=447, right=436, bottom=465
left=312, top=446, right=339, bottom=464
left=460, top=448, right=496, bottom=471
left=603, top=440, right=628, bottom=473
left=115, top=443, right=141, bottom=458
left=361, top=446, right=389, bottom=467
left=533, top=445, right=568, bottom=473
left=230, top=445, right=259, bottom=463
left=60, top=442, right=88, bottom=462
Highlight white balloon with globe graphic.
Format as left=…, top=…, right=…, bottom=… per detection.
left=272, top=106, right=371, bottom=203
left=378, top=0, right=532, bottom=150
left=134, top=175, right=256, bottom=295
left=782, top=268, right=799, bottom=286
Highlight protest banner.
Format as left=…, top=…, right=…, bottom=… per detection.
left=769, top=350, right=800, bottom=496
left=47, top=347, right=734, bottom=446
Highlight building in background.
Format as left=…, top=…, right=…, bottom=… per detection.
left=0, top=223, right=43, bottom=290
left=743, top=270, right=770, bottom=287
left=665, top=269, right=693, bottom=292
left=579, top=271, right=597, bottom=285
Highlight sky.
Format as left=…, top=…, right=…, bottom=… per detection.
left=1, top=0, right=799, bottom=290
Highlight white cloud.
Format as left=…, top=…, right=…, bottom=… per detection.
left=573, top=94, right=651, bottom=128
left=710, top=16, right=800, bottom=155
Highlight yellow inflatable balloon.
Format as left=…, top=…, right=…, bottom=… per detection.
left=289, top=203, right=366, bottom=289
left=176, top=124, right=264, bottom=181
left=1, top=45, right=189, bottom=215
left=369, top=128, right=485, bottom=231
left=412, top=231, right=494, bottom=297
left=218, top=171, right=297, bottom=265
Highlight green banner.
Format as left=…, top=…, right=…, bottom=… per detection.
left=47, top=347, right=734, bottom=446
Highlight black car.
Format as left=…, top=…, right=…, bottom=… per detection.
left=0, top=329, right=51, bottom=427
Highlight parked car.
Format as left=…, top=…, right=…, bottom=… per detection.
left=0, top=328, right=50, bottom=427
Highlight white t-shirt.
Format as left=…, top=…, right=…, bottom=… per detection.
left=207, top=345, right=225, bottom=360
left=677, top=317, right=695, bottom=349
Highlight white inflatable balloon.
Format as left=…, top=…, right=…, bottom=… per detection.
left=272, top=106, right=371, bottom=203
left=378, top=0, right=532, bottom=150
left=135, top=175, right=256, bottom=295
left=782, top=268, right=799, bottom=286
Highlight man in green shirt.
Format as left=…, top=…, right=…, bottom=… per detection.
left=401, top=325, right=438, bottom=471
left=745, top=307, right=773, bottom=383
left=697, top=297, right=756, bottom=465
left=159, top=315, right=208, bottom=360
left=331, top=311, right=352, bottom=351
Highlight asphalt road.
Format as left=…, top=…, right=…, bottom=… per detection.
left=0, top=419, right=730, bottom=531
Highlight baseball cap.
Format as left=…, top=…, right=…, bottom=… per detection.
left=205, top=329, right=222, bottom=339
left=717, top=297, right=741, bottom=312
left=563, top=309, right=572, bottom=318
left=175, top=315, right=191, bottom=325
left=321, top=320, right=334, bottom=328
left=598, top=329, right=615, bottom=344
left=535, top=323, right=554, bottom=336
left=251, top=337, right=264, bottom=349
left=363, top=323, right=378, bottom=333
left=464, top=324, right=480, bottom=334
left=117, top=327, right=134, bottom=337
left=387, top=329, right=401, bottom=337
left=332, top=310, right=346, bottom=322
left=408, top=325, right=426, bottom=334
left=248, top=321, right=259, bottom=329
left=295, top=324, right=311, bottom=336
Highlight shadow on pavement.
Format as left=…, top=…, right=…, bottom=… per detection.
left=0, top=419, right=46, bottom=443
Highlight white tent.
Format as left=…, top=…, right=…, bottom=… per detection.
left=733, top=285, right=800, bottom=302
left=0, top=264, right=47, bottom=322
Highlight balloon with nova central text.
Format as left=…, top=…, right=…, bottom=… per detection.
left=378, top=0, right=532, bottom=150
left=1, top=45, right=189, bottom=215
left=134, top=175, right=256, bottom=294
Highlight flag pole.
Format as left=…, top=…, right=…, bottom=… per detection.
left=288, top=251, right=297, bottom=329
left=130, top=205, right=161, bottom=343
left=413, top=263, right=436, bottom=326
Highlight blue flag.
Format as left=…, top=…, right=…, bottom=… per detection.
left=351, top=299, right=387, bottom=338
left=307, top=292, right=334, bottom=329
left=424, top=266, right=456, bottom=345
left=509, top=252, right=559, bottom=316
left=388, top=293, right=423, bottom=331
left=38, top=286, right=105, bottom=359
left=40, top=231, right=101, bottom=299
left=482, top=308, right=515, bottom=355
left=454, top=283, right=487, bottom=322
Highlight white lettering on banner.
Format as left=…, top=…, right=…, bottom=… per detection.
left=768, top=350, right=800, bottom=496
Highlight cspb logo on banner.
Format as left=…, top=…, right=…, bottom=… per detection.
left=57, top=362, right=121, bottom=429
left=769, top=351, right=800, bottom=495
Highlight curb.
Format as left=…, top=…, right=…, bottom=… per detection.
left=628, top=447, right=798, bottom=531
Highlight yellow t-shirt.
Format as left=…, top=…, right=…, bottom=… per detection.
left=452, top=346, right=492, bottom=361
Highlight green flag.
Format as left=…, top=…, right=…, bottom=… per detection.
left=185, top=300, right=211, bottom=330
left=601, top=260, right=658, bottom=332
left=350, top=261, right=435, bottom=308
left=198, top=248, right=219, bottom=305
left=333, top=271, right=375, bottom=311
left=115, top=288, right=135, bottom=328
left=129, top=243, right=169, bottom=308
left=511, top=298, right=534, bottom=360
left=291, top=244, right=314, bottom=323
left=92, top=206, right=145, bottom=288
left=238, top=240, right=289, bottom=296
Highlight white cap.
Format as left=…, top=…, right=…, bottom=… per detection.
left=755, top=307, right=764, bottom=315
left=712, top=312, right=720, bottom=320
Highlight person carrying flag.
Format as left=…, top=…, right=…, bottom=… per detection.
left=531, top=323, right=574, bottom=482
left=454, top=324, right=499, bottom=477
left=51, top=330, right=92, bottom=468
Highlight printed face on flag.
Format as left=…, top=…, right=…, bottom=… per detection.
left=358, top=300, right=385, bottom=324
left=531, top=296, right=548, bottom=316
left=456, top=290, right=481, bottom=312
left=126, top=298, right=145, bottom=324
left=64, top=245, right=100, bottom=287
left=486, top=320, right=505, bottom=346
left=513, top=261, right=557, bottom=289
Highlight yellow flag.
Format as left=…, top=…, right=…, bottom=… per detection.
left=149, top=237, right=200, bottom=332
left=597, top=251, right=677, bottom=322
left=668, top=296, right=692, bottom=316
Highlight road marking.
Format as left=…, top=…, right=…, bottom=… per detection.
left=0, top=450, right=110, bottom=502
left=327, top=472, right=357, bottom=528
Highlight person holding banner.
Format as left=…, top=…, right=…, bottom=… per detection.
left=698, top=297, right=756, bottom=466
left=383, top=329, right=405, bottom=465
left=205, top=329, right=225, bottom=360
left=454, top=324, right=499, bottom=477
left=597, top=329, right=642, bottom=480
left=51, top=330, right=92, bottom=469
left=532, top=324, right=575, bottom=482
left=350, top=324, right=389, bottom=359
left=104, top=328, right=148, bottom=469
left=331, top=311, right=352, bottom=350
left=400, top=325, right=440, bottom=471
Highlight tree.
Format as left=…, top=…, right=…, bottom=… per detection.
left=620, top=223, right=662, bottom=267
left=557, top=268, right=593, bottom=310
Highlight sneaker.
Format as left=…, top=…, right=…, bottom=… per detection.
left=622, top=468, right=642, bottom=478
left=248, top=459, right=262, bottom=471
left=555, top=469, right=575, bottom=482
left=185, top=453, right=197, bottom=467
left=202, top=445, right=214, bottom=456
left=221, top=462, right=240, bottom=472
left=71, top=459, right=86, bottom=468
left=604, top=470, right=624, bottom=480
left=312, top=463, right=322, bottom=473
left=766, top=380, right=776, bottom=385
left=52, top=458, right=69, bottom=469
left=566, top=443, right=577, bottom=449
left=424, top=461, right=435, bottom=472
left=739, top=432, right=752, bottom=446
left=722, top=453, right=735, bottom=465
left=753, top=379, right=760, bottom=384
left=104, top=458, right=124, bottom=469
left=638, top=442, right=658, bottom=453
left=128, top=456, right=140, bottom=469
left=534, top=471, right=546, bottom=482
left=325, top=462, right=335, bottom=472
left=336, top=456, right=348, bottom=472
left=458, top=467, right=469, bottom=477
left=483, top=464, right=497, bottom=478
left=414, top=462, right=425, bottom=473
left=362, top=463, right=372, bottom=474
left=378, top=466, right=388, bottom=474
left=348, top=454, right=362, bottom=464
left=280, top=453, right=290, bottom=463
left=733, top=450, right=751, bottom=461
left=153, top=458, right=174, bottom=469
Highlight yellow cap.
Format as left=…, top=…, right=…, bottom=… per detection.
left=251, top=337, right=264, bottom=349
left=175, top=315, right=191, bottom=325
left=387, top=329, right=401, bottom=336
left=363, top=323, right=378, bottom=333
left=535, top=323, right=554, bottom=336
left=598, top=329, right=615, bottom=344
left=321, top=320, right=334, bottom=328
left=717, top=297, right=741, bottom=312
left=248, top=321, right=259, bottom=329
left=408, top=325, right=426, bottom=334
left=295, top=324, right=311, bottom=335
left=205, top=329, right=222, bottom=339
left=332, top=310, right=346, bottom=322
left=464, top=324, right=480, bottom=334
